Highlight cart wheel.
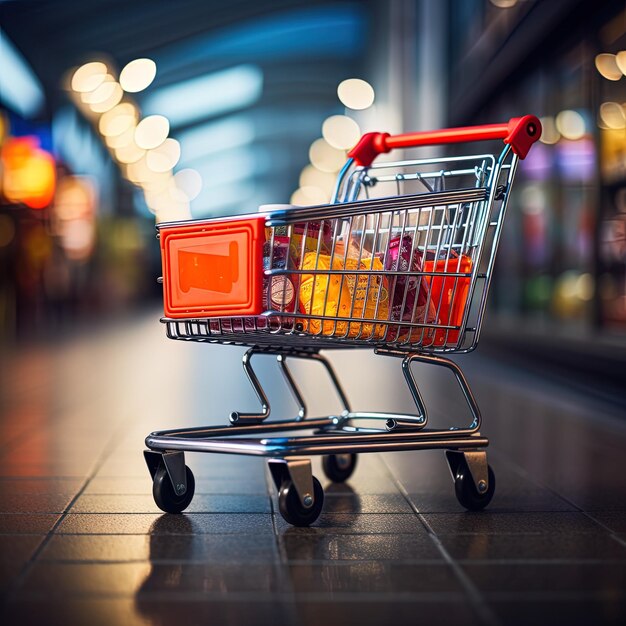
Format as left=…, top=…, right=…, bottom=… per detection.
left=454, top=463, right=495, bottom=511
left=278, top=476, right=324, bottom=526
left=152, top=464, right=195, bottom=514
left=322, top=453, right=357, bottom=483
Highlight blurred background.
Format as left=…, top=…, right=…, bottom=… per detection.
left=0, top=0, right=625, bottom=393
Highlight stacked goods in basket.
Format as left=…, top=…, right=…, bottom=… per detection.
left=298, top=238, right=389, bottom=339
left=384, top=235, right=438, bottom=344
left=159, top=213, right=472, bottom=345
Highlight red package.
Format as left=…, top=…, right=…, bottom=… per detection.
left=384, top=235, right=437, bottom=344
left=424, top=249, right=472, bottom=346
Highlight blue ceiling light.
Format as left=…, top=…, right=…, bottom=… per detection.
left=153, top=5, right=365, bottom=76
left=175, top=115, right=256, bottom=163
left=0, top=28, right=45, bottom=118
left=141, top=64, right=263, bottom=128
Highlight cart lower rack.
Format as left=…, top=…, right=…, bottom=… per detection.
left=145, top=116, right=541, bottom=525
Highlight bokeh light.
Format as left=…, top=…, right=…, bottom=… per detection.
left=555, top=110, right=586, bottom=140
left=595, top=54, right=622, bottom=81
left=87, top=81, right=123, bottom=113
left=99, top=103, right=137, bottom=137
left=322, top=115, right=361, bottom=150
left=539, top=116, right=560, bottom=144
left=146, top=138, right=181, bottom=172
left=173, top=169, right=203, bottom=201
left=309, top=138, right=346, bottom=173
left=135, top=115, right=169, bottom=150
left=290, top=186, right=328, bottom=206
left=299, top=165, right=337, bottom=195
left=71, top=61, right=108, bottom=92
left=599, top=102, right=626, bottom=130
left=114, top=141, right=145, bottom=164
left=337, top=78, right=375, bottom=110
left=120, top=58, right=157, bottom=93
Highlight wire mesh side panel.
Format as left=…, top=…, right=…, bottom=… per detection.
left=162, top=150, right=518, bottom=353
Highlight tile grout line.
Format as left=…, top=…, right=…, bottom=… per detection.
left=1, top=417, right=131, bottom=600
left=489, top=451, right=626, bottom=550
left=378, top=454, right=502, bottom=626
left=264, top=464, right=300, bottom=626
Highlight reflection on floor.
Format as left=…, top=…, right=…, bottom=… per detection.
left=1, top=314, right=625, bottom=625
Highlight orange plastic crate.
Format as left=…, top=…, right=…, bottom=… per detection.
left=160, top=216, right=265, bottom=319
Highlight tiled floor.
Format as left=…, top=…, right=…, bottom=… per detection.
left=1, top=313, right=625, bottom=625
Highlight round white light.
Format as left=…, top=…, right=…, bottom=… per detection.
left=114, top=141, right=145, bottom=164
left=173, top=169, right=203, bottom=201
left=489, top=0, right=518, bottom=8
left=80, top=76, right=116, bottom=104
left=120, top=58, right=157, bottom=93
left=616, top=51, right=626, bottom=76
left=71, top=62, right=108, bottom=92
left=290, top=186, right=329, bottom=206
left=555, top=110, right=586, bottom=141
left=595, top=54, right=622, bottom=81
left=88, top=82, right=123, bottom=113
left=599, top=102, right=626, bottom=130
left=134, top=115, right=169, bottom=150
left=126, top=156, right=153, bottom=184
left=309, top=138, right=346, bottom=173
left=337, top=78, right=375, bottom=110
left=155, top=203, right=192, bottom=224
left=299, top=165, right=337, bottom=194
left=105, top=125, right=136, bottom=149
left=146, top=138, right=181, bottom=172
left=538, top=116, right=560, bottom=144
left=99, top=103, right=137, bottom=137
left=322, top=115, right=361, bottom=150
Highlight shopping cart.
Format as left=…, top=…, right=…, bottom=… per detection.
left=144, top=115, right=541, bottom=525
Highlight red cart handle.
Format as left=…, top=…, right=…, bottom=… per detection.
left=348, top=115, right=541, bottom=167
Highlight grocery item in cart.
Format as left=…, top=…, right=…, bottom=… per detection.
left=299, top=241, right=389, bottom=339
left=425, top=249, right=472, bottom=346
left=385, top=234, right=437, bottom=344
left=290, top=220, right=333, bottom=266
left=261, top=234, right=297, bottom=326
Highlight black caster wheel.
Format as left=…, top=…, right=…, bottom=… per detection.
left=454, top=463, right=495, bottom=511
left=152, top=463, right=195, bottom=514
left=278, top=476, right=324, bottom=526
left=322, top=453, right=357, bottom=483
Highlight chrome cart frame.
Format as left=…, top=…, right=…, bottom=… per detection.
left=145, top=116, right=541, bottom=525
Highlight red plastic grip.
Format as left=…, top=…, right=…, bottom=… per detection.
left=348, top=115, right=542, bottom=167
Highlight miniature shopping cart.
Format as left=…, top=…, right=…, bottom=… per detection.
left=144, top=116, right=541, bottom=525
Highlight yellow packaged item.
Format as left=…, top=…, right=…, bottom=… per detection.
left=299, top=248, right=389, bottom=339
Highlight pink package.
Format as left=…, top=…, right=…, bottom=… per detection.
left=384, top=235, right=437, bottom=343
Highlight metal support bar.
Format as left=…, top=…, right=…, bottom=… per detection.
left=276, top=355, right=307, bottom=420
left=230, top=348, right=271, bottom=425
left=307, top=353, right=351, bottom=414
left=377, top=349, right=481, bottom=431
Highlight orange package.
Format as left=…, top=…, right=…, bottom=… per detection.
left=298, top=241, right=389, bottom=339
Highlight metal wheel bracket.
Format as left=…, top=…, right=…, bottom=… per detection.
left=268, top=457, right=315, bottom=508
left=445, top=449, right=489, bottom=493
left=143, top=450, right=163, bottom=480
left=162, top=451, right=188, bottom=496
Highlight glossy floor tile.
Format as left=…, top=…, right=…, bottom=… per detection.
left=0, top=313, right=625, bottom=625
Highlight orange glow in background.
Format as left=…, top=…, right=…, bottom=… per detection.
left=1, top=136, right=56, bottom=209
